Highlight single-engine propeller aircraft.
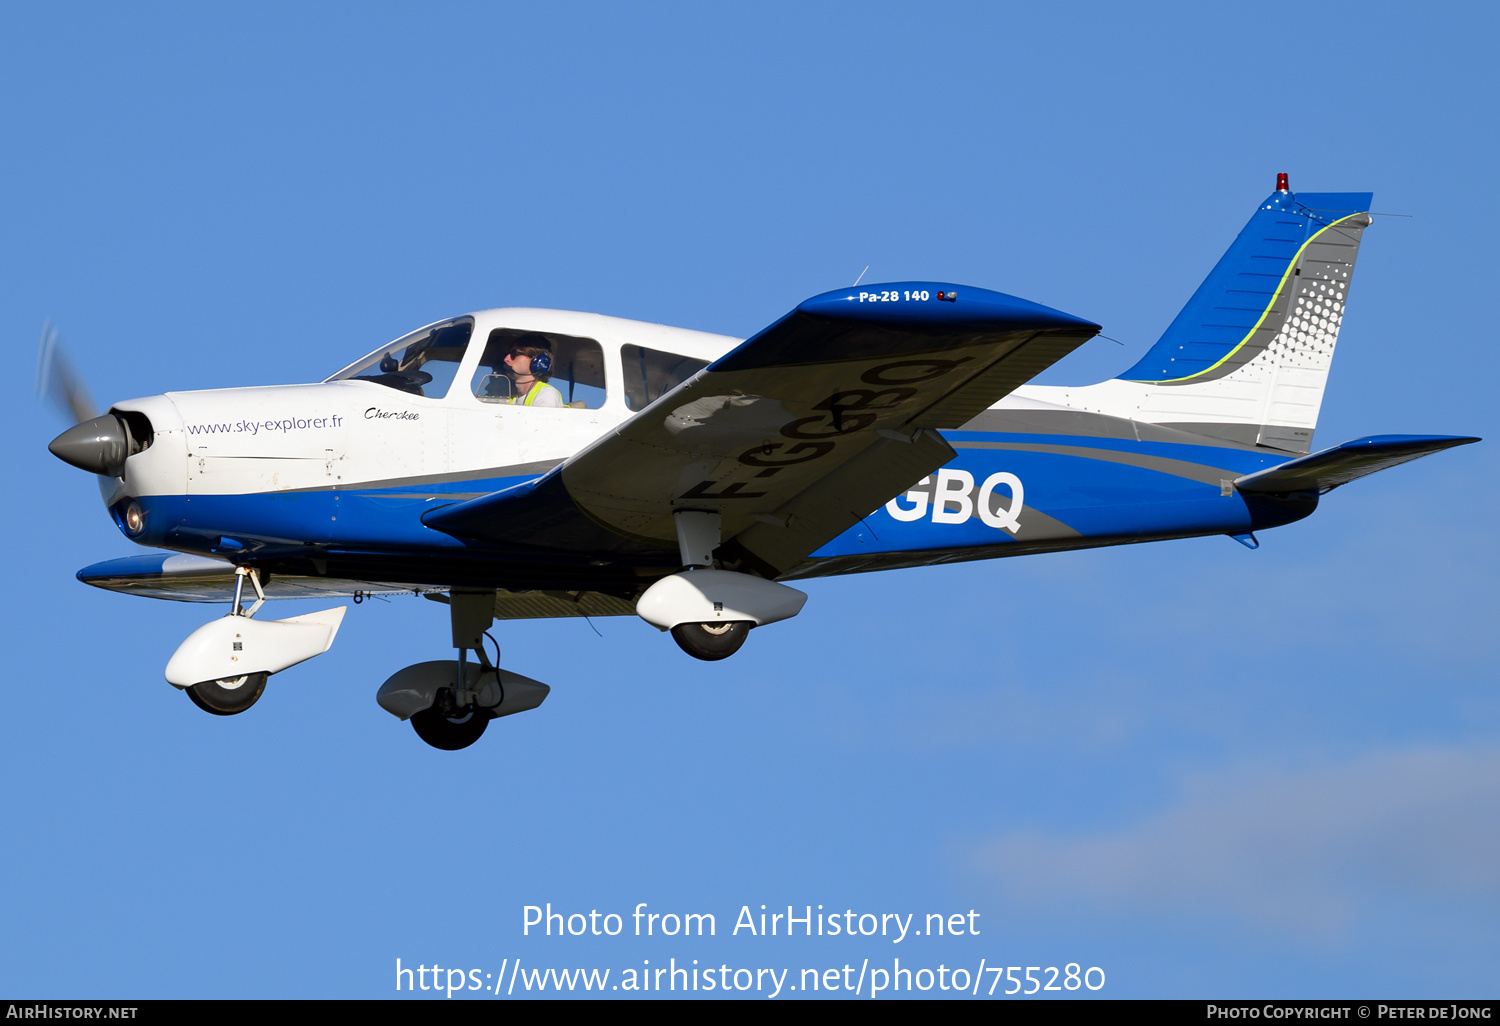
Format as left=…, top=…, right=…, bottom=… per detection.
left=44, top=176, right=1478, bottom=749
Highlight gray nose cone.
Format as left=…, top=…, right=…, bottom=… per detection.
left=49, top=414, right=130, bottom=477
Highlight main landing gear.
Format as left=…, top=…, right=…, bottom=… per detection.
left=638, top=511, right=807, bottom=662
left=670, top=620, right=750, bottom=661
left=166, top=566, right=347, bottom=717
left=185, top=672, right=269, bottom=715
left=184, top=567, right=270, bottom=716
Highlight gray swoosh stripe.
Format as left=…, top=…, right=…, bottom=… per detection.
left=951, top=440, right=1237, bottom=487
left=1008, top=504, right=1081, bottom=540
left=958, top=408, right=1264, bottom=450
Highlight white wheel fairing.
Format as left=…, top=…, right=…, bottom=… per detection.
left=164, top=607, right=346, bottom=687
left=636, top=569, right=806, bottom=631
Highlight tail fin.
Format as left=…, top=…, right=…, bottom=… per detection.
left=1046, top=178, right=1373, bottom=453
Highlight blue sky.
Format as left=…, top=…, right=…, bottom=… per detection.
left=2, top=2, right=1496, bottom=999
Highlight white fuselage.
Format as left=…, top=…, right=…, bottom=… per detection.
left=108, top=308, right=743, bottom=507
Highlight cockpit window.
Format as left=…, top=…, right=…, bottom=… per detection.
left=622, top=344, right=708, bottom=411
left=470, top=328, right=608, bottom=408
left=327, top=318, right=474, bottom=398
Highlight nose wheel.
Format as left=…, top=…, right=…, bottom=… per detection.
left=185, top=672, right=268, bottom=716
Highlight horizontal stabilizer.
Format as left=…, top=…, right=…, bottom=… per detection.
left=1233, top=434, right=1479, bottom=494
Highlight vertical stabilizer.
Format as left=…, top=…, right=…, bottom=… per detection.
left=1024, top=179, right=1373, bottom=453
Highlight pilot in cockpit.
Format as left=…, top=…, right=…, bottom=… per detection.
left=498, top=336, right=564, bottom=408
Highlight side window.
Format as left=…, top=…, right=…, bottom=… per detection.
left=470, top=329, right=608, bottom=409
left=622, top=344, right=709, bottom=411
left=329, top=318, right=473, bottom=399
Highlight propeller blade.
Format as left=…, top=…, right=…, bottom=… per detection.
left=35, top=321, right=99, bottom=425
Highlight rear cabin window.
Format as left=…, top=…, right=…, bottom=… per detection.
left=622, top=344, right=708, bottom=411
left=470, top=329, right=607, bottom=409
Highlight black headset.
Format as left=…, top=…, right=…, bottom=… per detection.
left=511, top=346, right=552, bottom=378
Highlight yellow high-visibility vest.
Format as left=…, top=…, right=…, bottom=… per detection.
left=506, top=382, right=560, bottom=406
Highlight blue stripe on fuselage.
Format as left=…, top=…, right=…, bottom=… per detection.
left=809, top=431, right=1298, bottom=560
left=126, top=434, right=1302, bottom=565
left=131, top=474, right=540, bottom=555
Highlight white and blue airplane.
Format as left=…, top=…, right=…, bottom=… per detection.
left=45, top=175, right=1478, bottom=749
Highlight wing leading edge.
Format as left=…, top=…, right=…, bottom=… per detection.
left=425, top=282, right=1100, bottom=576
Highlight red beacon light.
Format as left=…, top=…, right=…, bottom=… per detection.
left=1276, top=172, right=1290, bottom=193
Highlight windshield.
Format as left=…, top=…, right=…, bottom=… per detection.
left=327, top=318, right=474, bottom=398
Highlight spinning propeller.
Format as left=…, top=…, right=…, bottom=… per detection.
left=37, top=321, right=143, bottom=477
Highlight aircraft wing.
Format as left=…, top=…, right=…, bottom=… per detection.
left=76, top=553, right=637, bottom=618
left=77, top=553, right=401, bottom=602
left=424, top=282, right=1100, bottom=577
left=1233, top=434, right=1480, bottom=494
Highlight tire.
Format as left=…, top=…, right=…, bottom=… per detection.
left=411, top=705, right=490, bottom=750
left=670, top=620, right=751, bottom=661
left=185, top=672, right=268, bottom=716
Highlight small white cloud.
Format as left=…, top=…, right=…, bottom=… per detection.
left=972, top=748, right=1500, bottom=938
